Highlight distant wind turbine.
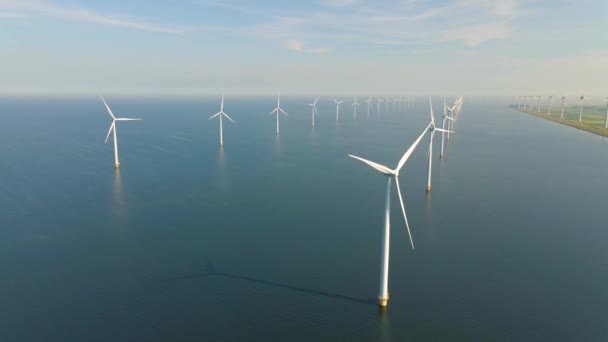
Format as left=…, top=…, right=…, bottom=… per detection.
left=377, top=97, right=383, bottom=113
left=308, top=96, right=319, bottom=127
left=440, top=97, right=455, bottom=159
left=426, top=97, right=453, bottom=191
left=547, top=96, right=553, bottom=115
left=560, top=95, right=567, bottom=119
left=385, top=96, right=390, bottom=112
left=602, top=97, right=608, bottom=129
left=209, top=94, right=236, bottom=147
left=352, top=96, right=360, bottom=120
left=537, top=96, right=542, bottom=113
left=365, top=97, right=372, bottom=119
left=348, top=122, right=431, bottom=307
left=268, top=93, right=288, bottom=135
left=333, top=98, right=344, bottom=123
left=578, top=95, right=590, bottom=122
left=101, top=96, right=141, bottom=169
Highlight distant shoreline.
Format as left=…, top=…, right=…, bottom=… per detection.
left=512, top=107, right=608, bottom=138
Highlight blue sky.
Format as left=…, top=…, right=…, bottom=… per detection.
left=1, top=0, right=607, bottom=95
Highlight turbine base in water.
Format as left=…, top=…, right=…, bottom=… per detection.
left=378, top=296, right=389, bottom=307
left=440, top=153, right=444, bottom=158
left=426, top=185, right=431, bottom=192
left=114, top=163, right=120, bottom=169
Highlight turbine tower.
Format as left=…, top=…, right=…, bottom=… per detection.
left=377, top=97, right=383, bottom=113
left=561, top=95, right=567, bottom=119
left=440, top=97, right=455, bottom=158
left=352, top=96, right=360, bottom=120
left=602, top=97, right=608, bottom=129
left=308, top=97, right=319, bottom=127
left=348, top=122, right=430, bottom=307
left=333, top=98, right=344, bottom=123
left=537, top=96, right=542, bottom=113
left=547, top=96, right=553, bottom=115
left=426, top=97, right=453, bottom=191
left=268, top=93, right=288, bottom=135
left=578, top=95, right=589, bottom=122
left=101, top=96, right=141, bottom=169
left=209, top=93, right=236, bottom=147
left=365, top=97, right=372, bottom=119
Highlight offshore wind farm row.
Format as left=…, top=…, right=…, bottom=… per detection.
left=514, top=95, right=608, bottom=137
left=98, top=94, right=464, bottom=308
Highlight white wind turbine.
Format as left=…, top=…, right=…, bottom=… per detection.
left=333, top=98, right=344, bottom=123
left=426, top=97, right=453, bottom=191
left=352, top=96, right=360, bottom=120
left=440, top=97, right=455, bottom=159
left=209, top=94, right=236, bottom=147
left=348, top=122, right=431, bottom=307
left=537, top=96, right=542, bottom=113
left=547, top=96, right=553, bottom=115
left=385, top=96, right=390, bottom=112
left=365, top=97, right=372, bottom=119
left=308, top=96, right=320, bottom=127
left=269, top=93, right=288, bottom=135
left=578, top=94, right=590, bottom=122
left=101, top=96, right=141, bottom=169
left=560, top=95, right=567, bottom=119
left=602, top=97, right=608, bottom=129
left=377, top=97, right=383, bottom=112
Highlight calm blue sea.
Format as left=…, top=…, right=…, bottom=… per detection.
left=0, top=95, right=607, bottom=341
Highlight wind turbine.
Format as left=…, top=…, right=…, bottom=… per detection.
left=547, top=96, right=553, bottom=115
left=602, top=97, right=608, bottom=129
left=333, top=98, right=344, bottom=123
left=209, top=93, right=236, bottom=147
left=348, top=122, right=431, bottom=307
left=385, top=96, right=390, bottom=112
left=560, top=95, right=567, bottom=119
left=101, top=96, right=141, bottom=169
left=308, top=96, right=319, bottom=127
left=440, top=97, right=455, bottom=159
left=269, top=93, right=288, bottom=135
left=377, top=97, right=383, bottom=113
left=578, top=95, right=590, bottom=122
left=426, top=97, right=453, bottom=191
left=365, top=97, right=372, bottom=119
left=352, top=96, right=360, bottom=120
left=537, top=96, right=542, bottom=113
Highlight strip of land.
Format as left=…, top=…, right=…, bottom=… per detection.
left=512, top=106, right=608, bottom=138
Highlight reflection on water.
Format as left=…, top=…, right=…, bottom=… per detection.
left=376, top=308, right=392, bottom=342
left=112, top=169, right=127, bottom=219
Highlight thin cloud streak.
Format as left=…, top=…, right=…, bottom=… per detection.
left=0, top=0, right=182, bottom=33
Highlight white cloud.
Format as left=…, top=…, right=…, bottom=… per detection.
left=286, top=40, right=329, bottom=54
left=0, top=0, right=182, bottom=33
left=0, top=11, right=28, bottom=18
left=441, top=22, right=513, bottom=47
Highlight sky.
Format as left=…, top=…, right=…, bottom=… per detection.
left=0, top=0, right=607, bottom=96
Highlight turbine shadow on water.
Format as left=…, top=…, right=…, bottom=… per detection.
left=166, top=259, right=376, bottom=306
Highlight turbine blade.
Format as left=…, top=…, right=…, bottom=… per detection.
left=445, top=116, right=455, bottom=121
left=223, top=112, right=236, bottom=124
left=396, top=123, right=432, bottom=172
left=209, top=112, right=222, bottom=120
left=115, top=118, right=141, bottom=121
left=280, top=108, right=288, bottom=116
left=100, top=96, right=116, bottom=119
left=348, top=154, right=394, bottom=175
left=435, top=128, right=454, bottom=133
left=314, top=97, right=319, bottom=105
left=395, top=177, right=415, bottom=250
left=268, top=109, right=278, bottom=116
left=104, top=121, right=115, bottom=144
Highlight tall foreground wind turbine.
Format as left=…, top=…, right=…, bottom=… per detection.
left=578, top=95, right=589, bottom=122
left=348, top=122, right=430, bottom=307
left=352, top=97, right=360, bottom=120
left=334, top=98, right=343, bottom=123
left=560, top=95, right=567, bottom=119
left=101, top=96, right=141, bottom=169
left=269, top=94, right=288, bottom=135
left=426, top=97, right=452, bottom=191
left=209, top=94, right=236, bottom=147
left=440, top=97, right=454, bottom=158
left=309, top=97, right=319, bottom=127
